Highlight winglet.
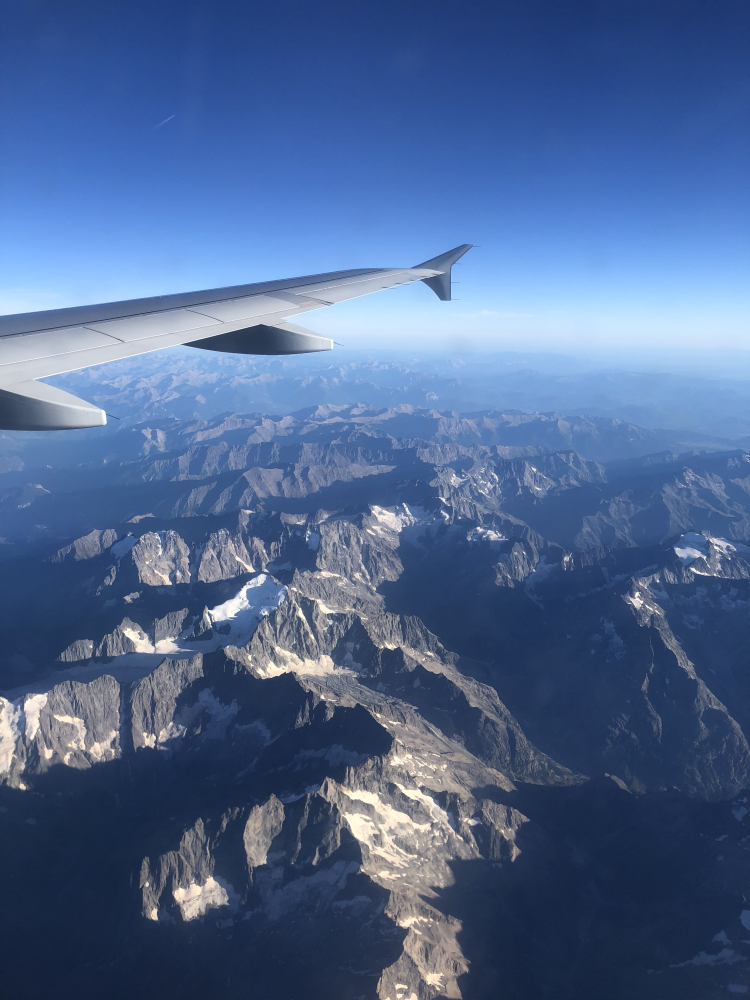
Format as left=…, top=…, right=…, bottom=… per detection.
left=413, top=244, right=473, bottom=301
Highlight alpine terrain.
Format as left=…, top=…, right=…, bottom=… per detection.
left=3, top=367, right=750, bottom=1000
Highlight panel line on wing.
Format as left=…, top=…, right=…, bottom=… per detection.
left=0, top=326, right=126, bottom=367
left=265, top=290, right=334, bottom=307
left=84, top=308, right=221, bottom=343
left=81, top=326, right=126, bottom=343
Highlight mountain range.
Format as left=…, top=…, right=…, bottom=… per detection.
left=3, top=356, right=750, bottom=999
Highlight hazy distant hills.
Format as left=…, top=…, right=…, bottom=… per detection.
left=4, top=355, right=750, bottom=998
left=4, top=346, right=749, bottom=443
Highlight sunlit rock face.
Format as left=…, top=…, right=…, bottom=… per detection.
left=4, top=403, right=750, bottom=998
left=131, top=530, right=192, bottom=586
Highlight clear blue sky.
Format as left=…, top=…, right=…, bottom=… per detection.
left=1, top=0, right=748, bottom=352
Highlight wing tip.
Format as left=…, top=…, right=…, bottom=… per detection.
left=0, top=381, right=107, bottom=431
left=414, top=244, right=473, bottom=301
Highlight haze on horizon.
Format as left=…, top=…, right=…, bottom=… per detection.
left=0, top=0, right=748, bottom=356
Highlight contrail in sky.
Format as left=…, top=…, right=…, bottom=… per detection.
left=153, top=114, right=176, bottom=130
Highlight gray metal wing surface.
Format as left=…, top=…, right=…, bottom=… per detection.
left=0, top=244, right=471, bottom=430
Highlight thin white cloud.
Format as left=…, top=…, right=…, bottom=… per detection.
left=454, top=309, right=538, bottom=319
left=153, top=114, right=176, bottom=130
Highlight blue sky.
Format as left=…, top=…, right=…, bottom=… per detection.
left=1, top=0, right=748, bottom=353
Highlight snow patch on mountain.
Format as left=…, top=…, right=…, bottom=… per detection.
left=467, top=526, right=507, bottom=548
left=674, top=532, right=709, bottom=565
left=306, top=530, right=320, bottom=551
left=0, top=699, right=22, bottom=773
left=674, top=532, right=750, bottom=576
left=367, top=503, right=433, bottom=539
left=23, top=694, right=47, bottom=741
left=173, top=876, right=239, bottom=921
left=60, top=575, right=286, bottom=682
left=207, top=575, right=287, bottom=640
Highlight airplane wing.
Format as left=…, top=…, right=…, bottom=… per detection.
left=0, top=244, right=471, bottom=430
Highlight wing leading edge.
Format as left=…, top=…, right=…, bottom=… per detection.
left=0, top=244, right=472, bottom=430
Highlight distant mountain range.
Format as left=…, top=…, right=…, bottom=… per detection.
left=3, top=346, right=750, bottom=448
left=3, top=357, right=750, bottom=998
